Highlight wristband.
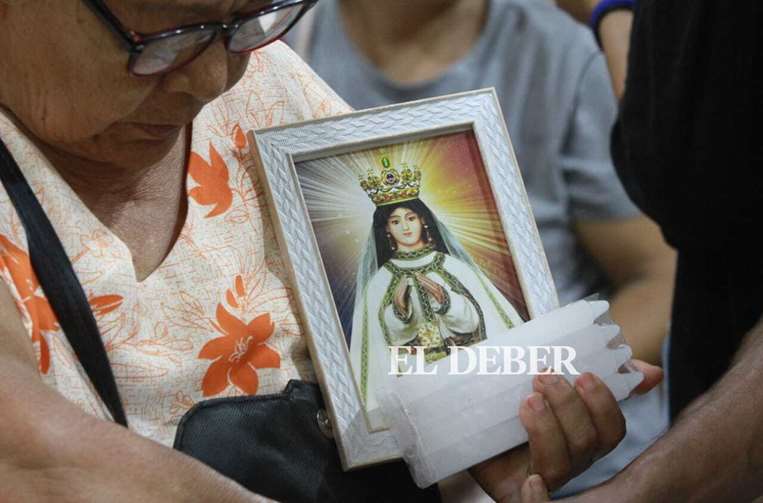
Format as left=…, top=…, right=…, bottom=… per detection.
left=590, top=0, right=635, bottom=47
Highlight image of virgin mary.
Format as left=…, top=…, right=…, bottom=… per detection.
left=349, top=158, right=524, bottom=430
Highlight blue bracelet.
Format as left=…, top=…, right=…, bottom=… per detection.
left=590, top=0, right=635, bottom=47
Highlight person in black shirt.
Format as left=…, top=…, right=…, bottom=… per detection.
left=522, top=1, right=763, bottom=501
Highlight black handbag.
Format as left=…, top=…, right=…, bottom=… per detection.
left=174, top=380, right=439, bottom=502
left=0, top=138, right=440, bottom=502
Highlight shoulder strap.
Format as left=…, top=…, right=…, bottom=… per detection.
left=0, top=138, right=128, bottom=427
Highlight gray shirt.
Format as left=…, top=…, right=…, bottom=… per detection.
left=286, top=1, right=667, bottom=496
left=286, top=0, right=640, bottom=305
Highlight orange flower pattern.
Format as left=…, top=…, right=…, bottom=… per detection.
left=88, top=294, right=124, bottom=318
left=0, top=234, right=126, bottom=374
left=188, top=143, right=234, bottom=218
left=199, top=305, right=280, bottom=396
left=0, top=42, right=351, bottom=453
left=0, top=234, right=58, bottom=373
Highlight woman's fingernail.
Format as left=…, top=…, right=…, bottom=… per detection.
left=529, top=474, right=546, bottom=492
left=538, top=373, right=559, bottom=386
left=576, top=373, right=596, bottom=392
left=530, top=474, right=545, bottom=490
left=528, top=392, right=546, bottom=412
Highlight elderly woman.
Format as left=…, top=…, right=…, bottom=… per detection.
left=0, top=1, right=659, bottom=502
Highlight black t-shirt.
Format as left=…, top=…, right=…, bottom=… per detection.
left=612, top=0, right=763, bottom=418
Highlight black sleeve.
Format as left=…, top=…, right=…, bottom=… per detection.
left=611, top=0, right=763, bottom=252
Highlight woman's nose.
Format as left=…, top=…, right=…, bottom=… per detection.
left=161, top=40, right=232, bottom=102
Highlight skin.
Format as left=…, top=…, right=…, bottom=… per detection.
left=554, top=0, right=631, bottom=98
left=0, top=270, right=258, bottom=502
left=575, top=219, right=675, bottom=364
left=386, top=207, right=446, bottom=311
left=340, top=0, right=488, bottom=84
left=0, top=1, right=269, bottom=501
left=511, top=2, right=763, bottom=501
left=472, top=363, right=661, bottom=503
left=521, top=318, right=763, bottom=503
left=0, top=0, right=269, bottom=281
left=0, top=1, right=661, bottom=501
left=387, top=206, right=426, bottom=251
left=596, top=11, right=632, bottom=100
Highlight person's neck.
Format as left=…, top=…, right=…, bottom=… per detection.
left=1, top=103, right=191, bottom=280
left=339, top=0, right=488, bottom=84
left=37, top=133, right=188, bottom=226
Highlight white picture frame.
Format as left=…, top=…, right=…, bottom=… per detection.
left=254, top=89, right=559, bottom=470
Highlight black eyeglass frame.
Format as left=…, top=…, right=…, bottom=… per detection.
left=83, top=0, right=318, bottom=76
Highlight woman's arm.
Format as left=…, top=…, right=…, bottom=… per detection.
left=575, top=217, right=675, bottom=364
left=555, top=1, right=633, bottom=99
left=0, top=285, right=259, bottom=503
left=598, top=10, right=632, bottom=99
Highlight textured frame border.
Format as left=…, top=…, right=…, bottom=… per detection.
left=254, top=89, right=559, bottom=469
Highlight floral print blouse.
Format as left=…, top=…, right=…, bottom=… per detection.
left=0, top=42, right=351, bottom=447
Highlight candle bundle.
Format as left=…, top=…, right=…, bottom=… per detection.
left=379, top=300, right=643, bottom=488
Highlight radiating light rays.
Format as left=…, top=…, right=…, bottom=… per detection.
left=416, top=132, right=527, bottom=314
left=295, top=131, right=529, bottom=344
left=298, top=157, right=372, bottom=221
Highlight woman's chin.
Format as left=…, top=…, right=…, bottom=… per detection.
left=125, top=136, right=180, bottom=159
left=90, top=131, right=183, bottom=169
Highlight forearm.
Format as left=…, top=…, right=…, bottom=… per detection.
left=601, top=318, right=763, bottom=502
left=609, top=268, right=673, bottom=365
left=553, top=1, right=633, bottom=100
left=0, top=357, right=257, bottom=503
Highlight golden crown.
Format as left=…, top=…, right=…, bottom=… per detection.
left=360, top=156, right=422, bottom=206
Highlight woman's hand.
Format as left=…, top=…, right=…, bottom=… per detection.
left=393, top=279, right=411, bottom=315
left=415, top=273, right=447, bottom=305
left=471, top=362, right=663, bottom=503
left=554, top=0, right=599, bottom=23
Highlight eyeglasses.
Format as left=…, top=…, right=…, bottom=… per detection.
left=83, top=0, right=317, bottom=76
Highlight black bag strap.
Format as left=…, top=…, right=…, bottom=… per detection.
left=0, top=138, right=127, bottom=427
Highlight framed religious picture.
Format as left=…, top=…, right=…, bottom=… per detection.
left=254, top=89, right=559, bottom=469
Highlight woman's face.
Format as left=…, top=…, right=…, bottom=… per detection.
left=0, top=0, right=265, bottom=168
left=386, top=206, right=425, bottom=249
